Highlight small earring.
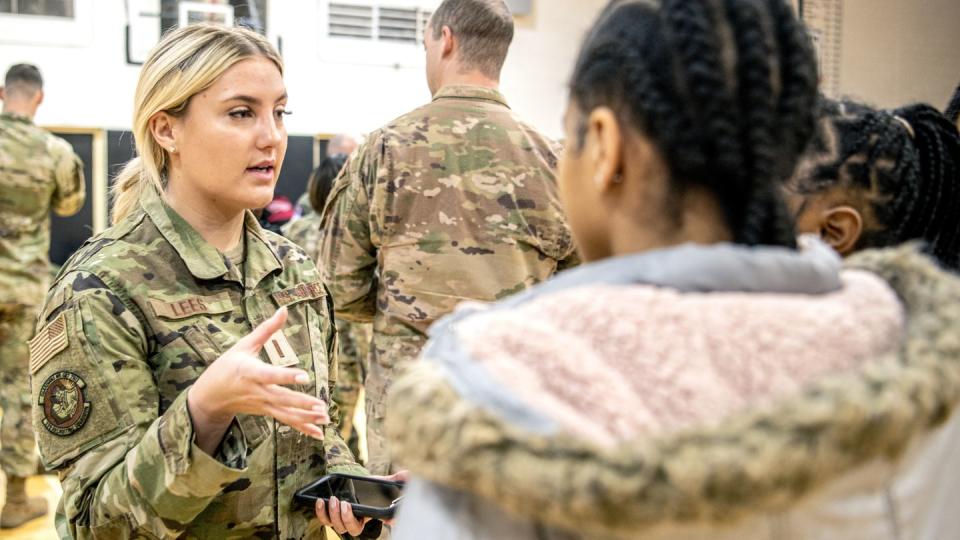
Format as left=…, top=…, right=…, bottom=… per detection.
left=595, top=172, right=623, bottom=185
left=169, top=146, right=176, bottom=153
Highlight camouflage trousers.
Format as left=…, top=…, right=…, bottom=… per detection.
left=0, top=303, right=39, bottom=477
left=333, top=320, right=372, bottom=460
left=365, top=335, right=427, bottom=475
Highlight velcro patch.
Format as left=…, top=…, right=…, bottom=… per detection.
left=272, top=281, right=326, bottom=307
left=29, top=312, right=69, bottom=375
left=38, top=371, right=91, bottom=436
left=149, top=292, right=233, bottom=320
left=264, top=330, right=299, bottom=367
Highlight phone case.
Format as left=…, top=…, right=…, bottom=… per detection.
left=294, top=473, right=405, bottom=521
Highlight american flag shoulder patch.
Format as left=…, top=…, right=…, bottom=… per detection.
left=29, top=312, right=69, bottom=375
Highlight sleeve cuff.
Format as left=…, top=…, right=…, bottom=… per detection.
left=132, top=391, right=247, bottom=519
left=327, top=462, right=368, bottom=476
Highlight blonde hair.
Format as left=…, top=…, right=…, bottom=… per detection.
left=111, top=24, right=283, bottom=224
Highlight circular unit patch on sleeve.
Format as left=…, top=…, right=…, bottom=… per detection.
left=38, top=371, right=91, bottom=436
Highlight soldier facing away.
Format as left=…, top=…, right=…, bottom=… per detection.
left=0, top=63, right=85, bottom=529
left=318, top=0, right=578, bottom=475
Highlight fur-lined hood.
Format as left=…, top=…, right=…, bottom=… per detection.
left=386, top=244, right=960, bottom=538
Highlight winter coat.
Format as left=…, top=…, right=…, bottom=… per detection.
left=387, top=242, right=960, bottom=540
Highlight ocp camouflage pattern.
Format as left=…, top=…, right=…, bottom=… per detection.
left=0, top=111, right=84, bottom=479
left=31, top=186, right=363, bottom=539
left=286, top=213, right=371, bottom=457
left=318, top=85, right=578, bottom=473
left=0, top=112, right=84, bottom=304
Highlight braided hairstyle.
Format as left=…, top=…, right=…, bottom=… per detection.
left=569, top=0, right=818, bottom=247
left=788, top=98, right=960, bottom=270
left=946, top=81, right=960, bottom=126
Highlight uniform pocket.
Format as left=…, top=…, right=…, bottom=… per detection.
left=30, top=306, right=130, bottom=468
left=154, top=323, right=271, bottom=448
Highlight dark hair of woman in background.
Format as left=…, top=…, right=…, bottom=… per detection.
left=786, top=98, right=960, bottom=270
left=307, top=153, right=349, bottom=213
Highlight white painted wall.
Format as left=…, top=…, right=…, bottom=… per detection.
left=0, top=0, right=607, bottom=139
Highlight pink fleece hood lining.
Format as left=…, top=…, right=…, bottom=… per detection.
left=457, top=270, right=905, bottom=447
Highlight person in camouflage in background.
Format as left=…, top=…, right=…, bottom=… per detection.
left=295, top=134, right=358, bottom=217
left=29, top=25, right=392, bottom=539
left=0, top=63, right=85, bottom=529
left=319, top=0, right=578, bottom=475
left=285, top=153, right=371, bottom=460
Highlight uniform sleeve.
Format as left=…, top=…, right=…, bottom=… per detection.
left=557, top=249, right=581, bottom=272
left=49, top=138, right=85, bottom=217
left=31, top=272, right=246, bottom=539
left=318, top=142, right=378, bottom=323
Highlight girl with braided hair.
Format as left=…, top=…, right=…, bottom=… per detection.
left=945, top=81, right=960, bottom=128
left=383, top=1, right=960, bottom=539
left=786, top=98, right=960, bottom=270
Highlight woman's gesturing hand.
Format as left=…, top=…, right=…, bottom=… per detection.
left=188, top=307, right=330, bottom=453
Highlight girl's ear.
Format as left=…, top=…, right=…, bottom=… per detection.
left=586, top=106, right=624, bottom=192
left=819, top=205, right=864, bottom=255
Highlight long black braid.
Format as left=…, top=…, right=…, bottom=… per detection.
left=946, top=81, right=960, bottom=125
left=569, top=0, right=818, bottom=247
left=788, top=98, right=960, bottom=270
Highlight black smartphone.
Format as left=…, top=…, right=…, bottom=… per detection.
left=294, top=473, right=404, bottom=521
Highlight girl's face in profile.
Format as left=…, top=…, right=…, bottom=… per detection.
left=169, top=55, right=289, bottom=215
left=558, top=102, right=612, bottom=262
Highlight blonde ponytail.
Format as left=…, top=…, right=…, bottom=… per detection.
left=110, top=24, right=282, bottom=224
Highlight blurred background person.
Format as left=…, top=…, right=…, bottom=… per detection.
left=295, top=133, right=357, bottom=218
left=285, top=153, right=371, bottom=461
left=319, top=0, right=578, bottom=476
left=786, top=98, right=960, bottom=270
left=0, top=63, right=84, bottom=530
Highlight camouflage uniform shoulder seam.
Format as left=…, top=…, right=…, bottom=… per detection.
left=264, top=227, right=317, bottom=263
left=52, top=211, right=148, bottom=288
left=383, top=101, right=433, bottom=130
left=50, top=265, right=150, bottom=341
left=44, top=131, right=74, bottom=154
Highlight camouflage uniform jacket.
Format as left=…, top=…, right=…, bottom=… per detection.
left=318, top=84, right=577, bottom=383
left=29, top=186, right=364, bottom=539
left=0, top=112, right=85, bottom=304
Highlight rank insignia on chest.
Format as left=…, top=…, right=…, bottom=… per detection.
left=38, top=371, right=91, bottom=436
left=265, top=329, right=298, bottom=367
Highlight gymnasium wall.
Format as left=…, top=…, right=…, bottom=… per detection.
left=839, top=0, right=960, bottom=110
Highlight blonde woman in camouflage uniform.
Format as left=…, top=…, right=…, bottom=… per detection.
left=29, top=25, right=389, bottom=539
left=0, top=63, right=85, bottom=529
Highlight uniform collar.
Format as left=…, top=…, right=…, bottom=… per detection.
left=0, top=112, right=33, bottom=125
left=140, top=185, right=283, bottom=284
left=432, top=85, right=510, bottom=109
